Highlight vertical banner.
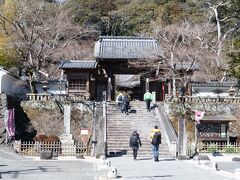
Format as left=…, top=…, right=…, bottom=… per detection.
left=5, top=109, right=15, bottom=138
left=195, top=111, right=205, bottom=124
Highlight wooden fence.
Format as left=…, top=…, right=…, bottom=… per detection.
left=14, top=140, right=89, bottom=156
left=187, top=142, right=240, bottom=157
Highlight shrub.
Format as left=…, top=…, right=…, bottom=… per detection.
left=224, top=145, right=236, bottom=153
left=33, top=134, right=60, bottom=142
left=207, top=143, right=218, bottom=153
left=33, top=134, right=48, bottom=142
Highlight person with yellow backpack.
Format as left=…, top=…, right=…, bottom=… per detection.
left=150, top=126, right=161, bottom=162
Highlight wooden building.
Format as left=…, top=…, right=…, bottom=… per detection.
left=197, top=116, right=237, bottom=143
left=59, top=36, right=199, bottom=101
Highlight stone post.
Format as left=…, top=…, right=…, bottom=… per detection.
left=162, top=82, right=165, bottom=100
left=107, top=77, right=111, bottom=101
left=152, top=92, right=156, bottom=105
left=178, top=118, right=186, bottom=156
left=59, top=103, right=75, bottom=155
left=63, top=104, right=71, bottom=135
left=146, top=78, right=149, bottom=92
left=173, top=78, right=176, bottom=97
left=168, top=81, right=172, bottom=96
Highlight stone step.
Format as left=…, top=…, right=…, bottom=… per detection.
left=107, top=147, right=169, bottom=154
left=107, top=148, right=170, bottom=153
left=107, top=141, right=166, bottom=145
left=107, top=127, right=132, bottom=130
left=107, top=115, right=154, bottom=118
left=107, top=114, right=154, bottom=117
left=107, top=145, right=169, bottom=150
left=107, top=141, right=168, bottom=146
left=107, top=151, right=170, bottom=157
left=107, top=148, right=169, bottom=154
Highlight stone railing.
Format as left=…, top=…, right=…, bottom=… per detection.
left=27, top=93, right=90, bottom=102
left=156, top=104, right=178, bottom=157
left=165, top=95, right=240, bottom=104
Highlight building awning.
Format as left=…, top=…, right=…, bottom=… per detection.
left=200, top=116, right=237, bottom=122
left=59, top=60, right=97, bottom=69
left=94, top=36, right=163, bottom=60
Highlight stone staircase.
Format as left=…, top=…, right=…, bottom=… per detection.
left=106, top=101, right=171, bottom=158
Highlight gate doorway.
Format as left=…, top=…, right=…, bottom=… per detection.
left=115, top=74, right=141, bottom=100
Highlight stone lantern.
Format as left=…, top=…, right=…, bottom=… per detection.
left=227, top=86, right=236, bottom=97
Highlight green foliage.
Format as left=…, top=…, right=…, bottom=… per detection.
left=0, top=45, right=18, bottom=68
left=161, top=1, right=183, bottom=25
left=223, top=145, right=236, bottom=153
left=228, top=52, right=240, bottom=78
left=111, top=2, right=159, bottom=35
left=228, top=38, right=240, bottom=79
left=207, top=143, right=218, bottom=153
left=67, top=0, right=116, bottom=26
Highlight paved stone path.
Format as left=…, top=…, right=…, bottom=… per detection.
left=1, top=146, right=239, bottom=180
left=108, top=156, right=238, bottom=180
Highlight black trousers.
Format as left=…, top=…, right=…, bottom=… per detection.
left=146, top=100, right=151, bottom=111
left=133, top=149, right=138, bottom=159
left=123, top=104, right=129, bottom=114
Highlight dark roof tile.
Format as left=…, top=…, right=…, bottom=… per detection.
left=94, top=36, right=162, bottom=59
left=59, top=60, right=97, bottom=69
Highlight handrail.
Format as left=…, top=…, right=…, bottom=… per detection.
left=154, top=103, right=178, bottom=157
left=103, top=100, right=107, bottom=157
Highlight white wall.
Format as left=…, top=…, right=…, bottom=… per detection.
left=192, top=86, right=237, bottom=97
left=35, top=83, right=66, bottom=94
left=0, top=69, right=30, bottom=97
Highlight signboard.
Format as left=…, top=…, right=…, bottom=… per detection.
left=80, top=129, right=89, bottom=135
left=221, top=124, right=226, bottom=138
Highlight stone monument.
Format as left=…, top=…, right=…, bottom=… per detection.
left=59, top=103, right=76, bottom=155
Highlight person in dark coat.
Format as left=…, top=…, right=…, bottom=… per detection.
left=129, top=130, right=142, bottom=160
left=122, top=93, right=130, bottom=115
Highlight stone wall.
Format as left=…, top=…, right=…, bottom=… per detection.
left=20, top=101, right=93, bottom=141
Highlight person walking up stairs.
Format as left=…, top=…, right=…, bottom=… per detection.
left=106, top=101, right=171, bottom=159
left=150, top=126, right=161, bottom=162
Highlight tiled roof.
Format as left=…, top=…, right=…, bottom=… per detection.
left=59, top=60, right=97, bottom=69
left=94, top=36, right=162, bottom=60
left=192, top=81, right=239, bottom=87
left=201, top=116, right=237, bottom=121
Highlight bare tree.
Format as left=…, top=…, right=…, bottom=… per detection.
left=0, top=0, right=85, bottom=92
left=207, top=1, right=238, bottom=81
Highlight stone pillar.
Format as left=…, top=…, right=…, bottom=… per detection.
left=146, top=78, right=149, bottom=92
left=107, top=77, right=111, bottom=101
left=162, top=82, right=165, bottom=100
left=63, top=104, right=71, bottom=135
left=152, top=92, right=156, bottom=105
left=168, top=81, right=172, bottom=96
left=173, top=78, right=176, bottom=97
left=178, top=118, right=186, bottom=156
left=188, top=83, right=192, bottom=96
left=60, top=103, right=75, bottom=155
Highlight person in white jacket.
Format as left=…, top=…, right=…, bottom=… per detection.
left=116, top=92, right=123, bottom=112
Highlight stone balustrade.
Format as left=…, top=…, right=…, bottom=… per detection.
left=26, top=93, right=90, bottom=102
left=165, top=95, right=240, bottom=104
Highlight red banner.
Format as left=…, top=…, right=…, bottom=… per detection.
left=6, top=109, right=15, bottom=138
